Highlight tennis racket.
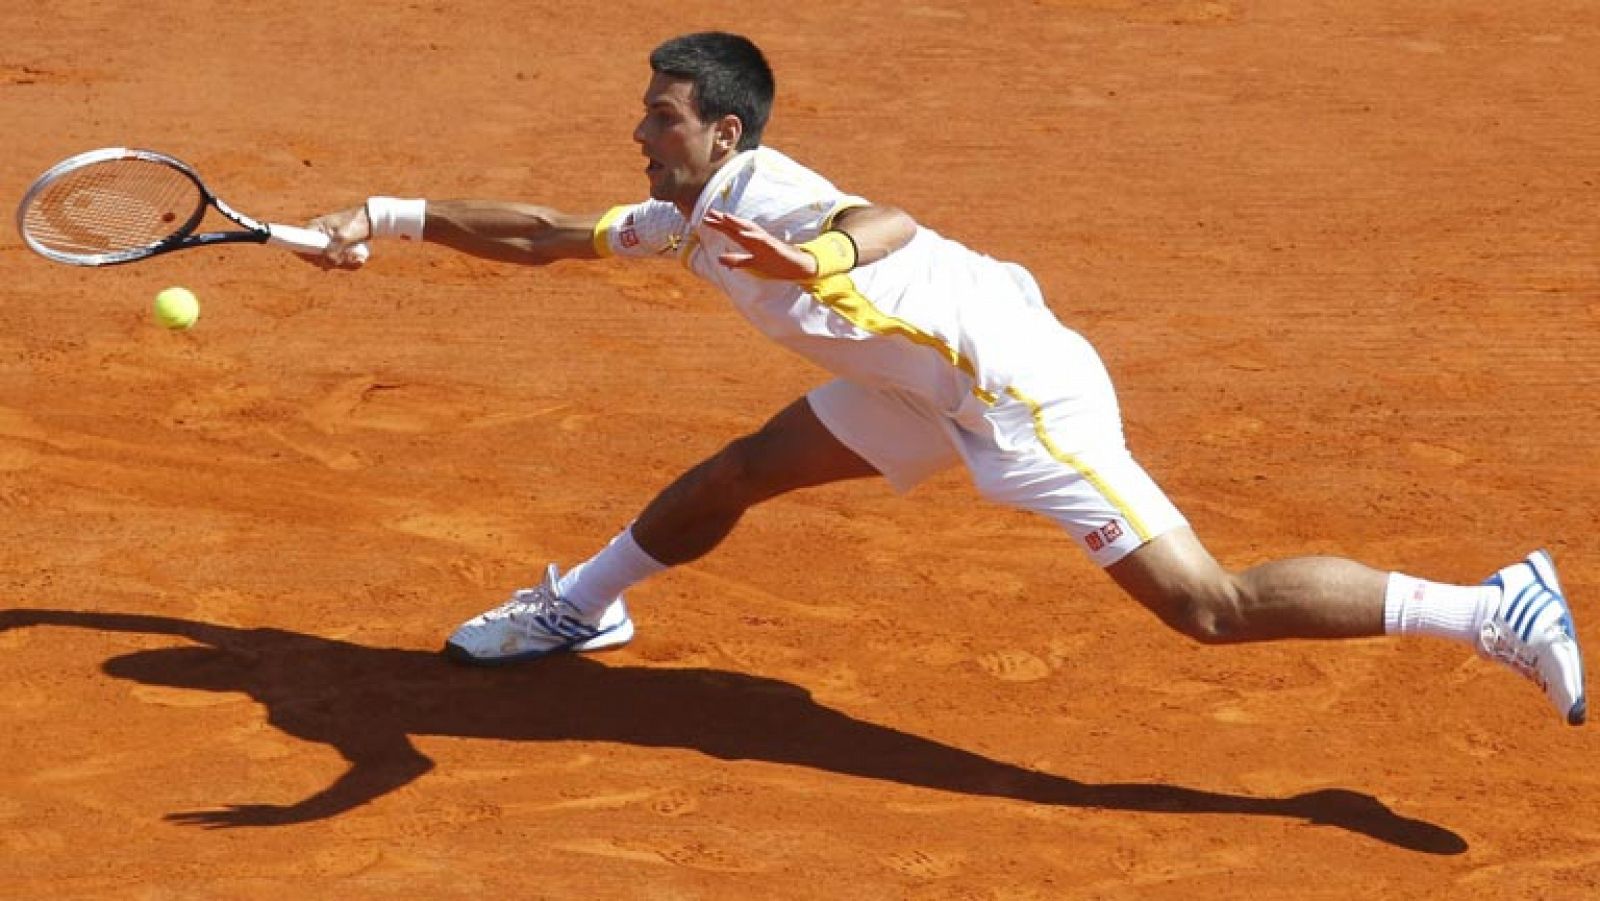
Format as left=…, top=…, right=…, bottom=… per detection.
left=16, top=147, right=367, bottom=267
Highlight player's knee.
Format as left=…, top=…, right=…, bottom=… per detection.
left=699, top=429, right=792, bottom=505
left=689, top=399, right=872, bottom=510
left=1163, top=582, right=1250, bottom=645
left=1111, top=530, right=1260, bottom=644
left=693, top=438, right=764, bottom=503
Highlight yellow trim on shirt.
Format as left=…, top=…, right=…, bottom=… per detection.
left=592, top=206, right=628, bottom=258
left=677, top=232, right=701, bottom=269
left=806, top=274, right=997, bottom=405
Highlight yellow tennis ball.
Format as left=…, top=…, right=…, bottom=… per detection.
left=153, top=286, right=199, bottom=330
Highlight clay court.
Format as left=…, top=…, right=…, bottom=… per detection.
left=2, top=1, right=1596, bottom=898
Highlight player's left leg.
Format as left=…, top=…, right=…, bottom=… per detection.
left=443, top=394, right=880, bottom=665
left=629, top=393, right=882, bottom=566
left=443, top=382, right=960, bottom=667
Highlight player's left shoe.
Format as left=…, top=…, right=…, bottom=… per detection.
left=1481, top=549, right=1586, bottom=726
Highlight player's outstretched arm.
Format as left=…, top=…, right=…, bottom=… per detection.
left=0, top=608, right=242, bottom=648
left=310, top=199, right=605, bottom=267
left=421, top=200, right=604, bottom=265
left=167, top=735, right=434, bottom=828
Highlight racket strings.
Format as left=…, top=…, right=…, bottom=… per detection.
left=21, top=159, right=203, bottom=257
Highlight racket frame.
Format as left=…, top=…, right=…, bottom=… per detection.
left=16, top=147, right=349, bottom=266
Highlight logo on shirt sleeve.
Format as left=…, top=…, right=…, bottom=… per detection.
left=619, top=213, right=639, bottom=249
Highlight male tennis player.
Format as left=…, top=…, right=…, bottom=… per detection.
left=310, top=32, right=1585, bottom=726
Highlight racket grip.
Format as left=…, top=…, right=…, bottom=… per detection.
left=266, top=223, right=371, bottom=264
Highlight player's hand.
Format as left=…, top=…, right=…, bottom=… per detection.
left=305, top=206, right=372, bottom=270
left=701, top=209, right=820, bottom=281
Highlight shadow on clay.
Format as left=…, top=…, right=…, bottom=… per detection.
left=0, top=608, right=1466, bottom=854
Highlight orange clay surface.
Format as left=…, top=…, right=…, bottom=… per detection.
left=2, top=2, right=1597, bottom=898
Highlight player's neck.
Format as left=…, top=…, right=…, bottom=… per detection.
left=676, top=148, right=752, bottom=218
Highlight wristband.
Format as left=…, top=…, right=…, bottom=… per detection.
left=797, top=229, right=858, bottom=279
left=365, top=196, right=427, bottom=241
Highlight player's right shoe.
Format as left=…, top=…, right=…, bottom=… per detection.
left=1481, top=550, right=1586, bottom=726
left=444, top=564, right=634, bottom=666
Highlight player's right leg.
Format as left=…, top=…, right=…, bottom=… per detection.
left=970, top=315, right=1585, bottom=725
left=1108, top=531, right=1585, bottom=725
left=1106, top=527, right=1391, bottom=642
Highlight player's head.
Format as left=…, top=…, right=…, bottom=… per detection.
left=635, top=33, right=774, bottom=211
left=649, top=32, right=773, bottom=150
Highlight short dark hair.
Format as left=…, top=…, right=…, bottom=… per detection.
left=649, top=32, right=774, bottom=151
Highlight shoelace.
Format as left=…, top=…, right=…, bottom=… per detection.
left=506, top=587, right=602, bottom=640
left=1480, top=622, right=1547, bottom=688
left=480, top=587, right=557, bottom=623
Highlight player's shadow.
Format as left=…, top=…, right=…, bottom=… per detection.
left=0, top=608, right=1466, bottom=854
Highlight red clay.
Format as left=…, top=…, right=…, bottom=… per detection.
left=2, top=2, right=1596, bottom=898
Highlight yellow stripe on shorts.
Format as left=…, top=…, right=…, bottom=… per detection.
left=1004, top=385, right=1152, bottom=541
left=803, top=274, right=1147, bottom=538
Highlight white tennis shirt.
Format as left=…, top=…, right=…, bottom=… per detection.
left=591, top=147, right=1185, bottom=562
left=592, top=147, right=1057, bottom=423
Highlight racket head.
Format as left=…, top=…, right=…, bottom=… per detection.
left=16, top=147, right=212, bottom=266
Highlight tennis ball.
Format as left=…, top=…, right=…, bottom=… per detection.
left=153, top=286, right=199, bottom=330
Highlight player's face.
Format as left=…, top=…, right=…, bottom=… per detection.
left=634, top=74, right=729, bottom=213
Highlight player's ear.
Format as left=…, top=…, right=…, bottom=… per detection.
left=713, top=115, right=743, bottom=154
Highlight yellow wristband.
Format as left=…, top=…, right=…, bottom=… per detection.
left=797, top=230, right=859, bottom=279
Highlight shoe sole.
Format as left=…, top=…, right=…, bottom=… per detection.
left=443, top=618, right=635, bottom=667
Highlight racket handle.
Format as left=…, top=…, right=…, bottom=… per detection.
left=266, top=223, right=371, bottom=264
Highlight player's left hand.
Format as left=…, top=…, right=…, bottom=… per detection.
left=701, top=209, right=819, bottom=280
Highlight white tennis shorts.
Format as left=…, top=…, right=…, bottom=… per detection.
left=808, top=323, right=1187, bottom=567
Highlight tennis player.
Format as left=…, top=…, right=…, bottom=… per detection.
left=310, top=32, right=1585, bottom=726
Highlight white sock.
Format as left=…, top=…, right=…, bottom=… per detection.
left=1382, top=572, right=1497, bottom=646
left=556, top=526, right=666, bottom=618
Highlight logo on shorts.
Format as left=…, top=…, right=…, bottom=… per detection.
left=1085, top=520, right=1124, bottom=552
left=620, top=213, right=639, bottom=248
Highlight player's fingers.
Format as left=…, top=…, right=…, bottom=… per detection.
left=307, top=207, right=371, bottom=263
left=341, top=246, right=370, bottom=269
left=703, top=208, right=762, bottom=240
left=328, top=235, right=371, bottom=269
left=700, top=209, right=737, bottom=235
left=298, top=231, right=349, bottom=270
left=329, top=242, right=370, bottom=270
left=300, top=238, right=365, bottom=271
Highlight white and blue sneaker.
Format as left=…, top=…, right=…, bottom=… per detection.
left=444, top=564, right=634, bottom=666
left=1482, top=550, right=1586, bottom=726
